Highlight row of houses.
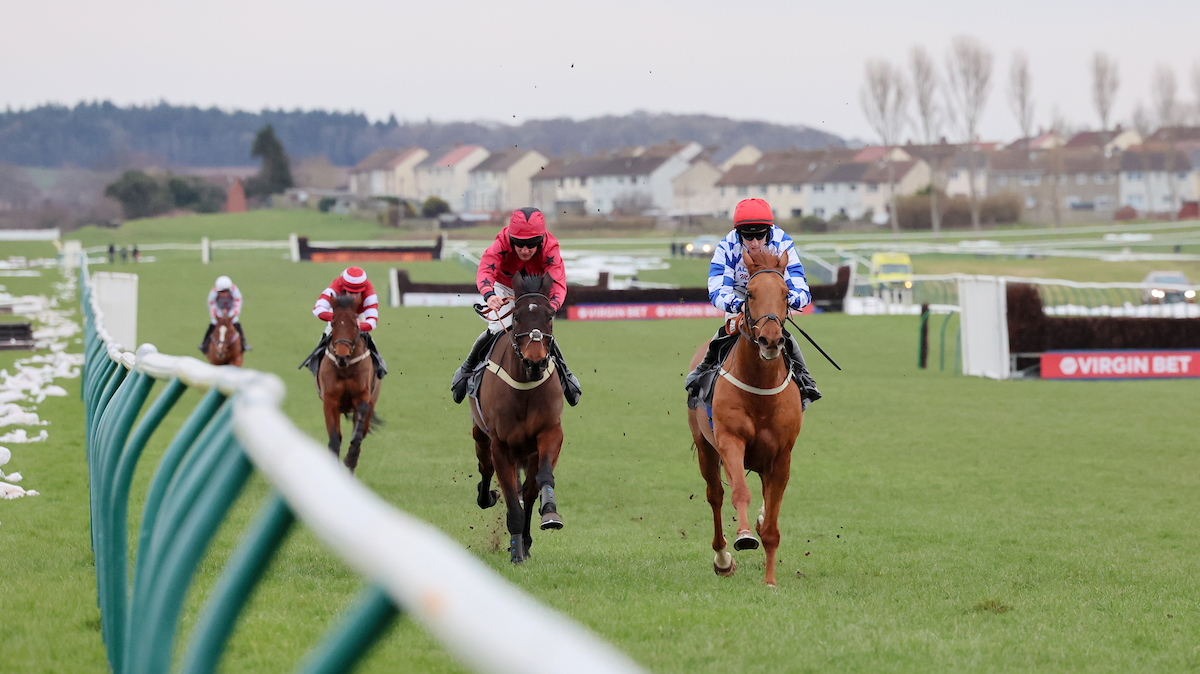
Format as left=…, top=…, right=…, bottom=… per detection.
left=347, top=125, right=1200, bottom=224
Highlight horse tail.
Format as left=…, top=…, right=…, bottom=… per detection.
left=369, top=410, right=385, bottom=427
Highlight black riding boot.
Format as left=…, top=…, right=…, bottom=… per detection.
left=684, top=328, right=738, bottom=400
left=234, top=323, right=251, bottom=351
left=784, top=331, right=822, bottom=409
left=199, top=324, right=215, bottom=354
left=451, top=330, right=500, bottom=404
left=363, top=333, right=387, bottom=379
left=549, top=341, right=582, bottom=407
left=300, top=334, right=331, bottom=378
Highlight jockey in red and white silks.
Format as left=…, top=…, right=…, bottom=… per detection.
left=301, top=266, right=387, bottom=379
left=313, top=266, right=379, bottom=332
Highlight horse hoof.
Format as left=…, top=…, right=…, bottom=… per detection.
left=478, top=489, right=499, bottom=509
left=540, top=512, right=564, bottom=530
left=713, top=556, right=737, bottom=577
left=734, top=532, right=759, bottom=551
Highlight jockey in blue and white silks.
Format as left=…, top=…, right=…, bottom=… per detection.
left=686, top=198, right=821, bottom=409
left=707, top=227, right=812, bottom=316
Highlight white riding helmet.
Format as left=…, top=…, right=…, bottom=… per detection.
left=215, top=276, right=234, bottom=291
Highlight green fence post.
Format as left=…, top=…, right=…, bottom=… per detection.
left=297, top=585, right=402, bottom=674
left=134, top=437, right=253, bottom=674
left=181, top=494, right=297, bottom=674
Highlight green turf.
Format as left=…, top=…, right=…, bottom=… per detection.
left=4, top=226, right=1200, bottom=672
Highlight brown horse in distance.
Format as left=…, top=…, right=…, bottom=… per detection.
left=318, top=293, right=382, bottom=474
left=687, top=248, right=804, bottom=586
left=206, top=298, right=244, bottom=367
left=471, top=273, right=565, bottom=564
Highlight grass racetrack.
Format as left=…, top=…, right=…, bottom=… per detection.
left=4, top=230, right=1200, bottom=672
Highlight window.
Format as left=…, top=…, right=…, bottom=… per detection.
left=950, top=171, right=961, bottom=180
left=998, top=175, right=1008, bottom=186
left=814, top=207, right=826, bottom=217
left=791, top=208, right=803, bottom=217
left=848, top=183, right=858, bottom=191
left=1096, top=195, right=1113, bottom=210
left=791, top=184, right=802, bottom=193
left=1076, top=174, right=1088, bottom=185
left=737, top=186, right=748, bottom=196
left=1093, top=174, right=1104, bottom=185
left=558, top=178, right=564, bottom=187
left=1130, top=194, right=1144, bottom=208
left=1020, top=173, right=1041, bottom=186
left=618, top=176, right=625, bottom=184
left=813, top=184, right=825, bottom=193
left=777, top=185, right=784, bottom=194
left=866, top=183, right=879, bottom=193
left=759, top=185, right=768, bottom=195
left=720, top=186, right=726, bottom=197
left=580, top=177, right=587, bottom=186
left=1178, top=172, right=1189, bottom=181
left=1025, top=196, right=1037, bottom=209
left=1128, top=172, right=1142, bottom=181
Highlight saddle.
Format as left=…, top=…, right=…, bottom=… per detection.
left=686, top=318, right=817, bottom=416
left=300, top=333, right=388, bottom=380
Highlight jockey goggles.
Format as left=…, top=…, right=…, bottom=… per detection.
left=509, top=235, right=544, bottom=250
left=737, top=226, right=770, bottom=241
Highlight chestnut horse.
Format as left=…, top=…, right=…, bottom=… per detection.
left=206, top=298, right=243, bottom=367
left=470, top=273, right=565, bottom=564
left=687, top=249, right=804, bottom=586
left=318, top=294, right=382, bottom=474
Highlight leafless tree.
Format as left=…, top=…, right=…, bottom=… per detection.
left=1192, top=61, right=1200, bottom=124
left=1008, top=52, right=1035, bottom=144
left=944, top=35, right=994, bottom=230
left=910, top=45, right=945, bottom=232
left=1042, top=111, right=1069, bottom=228
left=1131, top=102, right=1153, bottom=139
left=1151, top=64, right=1179, bottom=129
left=1151, top=64, right=1181, bottom=218
left=860, top=58, right=910, bottom=233
left=1090, top=52, right=1120, bottom=132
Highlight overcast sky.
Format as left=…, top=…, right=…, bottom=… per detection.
left=3, top=0, right=1198, bottom=143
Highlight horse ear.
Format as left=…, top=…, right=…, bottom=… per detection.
left=513, top=273, right=528, bottom=296
left=773, top=250, right=788, bottom=272
left=539, top=273, right=553, bottom=296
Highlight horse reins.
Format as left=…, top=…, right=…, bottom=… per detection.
left=326, top=333, right=370, bottom=366
left=481, top=291, right=558, bottom=390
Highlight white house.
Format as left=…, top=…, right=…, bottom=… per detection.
left=530, top=142, right=702, bottom=217
left=348, top=147, right=428, bottom=199
left=1119, top=148, right=1196, bottom=214
left=465, top=148, right=549, bottom=213
left=672, top=158, right=724, bottom=215
left=415, top=145, right=490, bottom=213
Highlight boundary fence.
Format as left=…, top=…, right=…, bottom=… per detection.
left=79, top=257, right=642, bottom=674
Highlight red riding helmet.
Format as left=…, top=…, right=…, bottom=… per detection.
left=508, top=207, right=547, bottom=240
left=733, top=198, right=774, bottom=232
left=340, top=266, right=369, bottom=293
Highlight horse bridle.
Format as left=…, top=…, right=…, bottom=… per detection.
left=740, top=269, right=787, bottom=340
left=326, top=328, right=369, bottom=367
left=509, top=292, right=555, bottom=376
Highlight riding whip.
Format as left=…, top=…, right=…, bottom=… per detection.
left=787, top=316, right=842, bottom=371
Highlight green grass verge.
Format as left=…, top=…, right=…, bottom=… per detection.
left=3, top=237, right=1200, bottom=672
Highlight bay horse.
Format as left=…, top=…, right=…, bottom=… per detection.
left=470, top=273, right=565, bottom=564
left=687, top=248, right=804, bottom=586
left=206, top=297, right=243, bottom=367
left=318, top=293, right=382, bottom=474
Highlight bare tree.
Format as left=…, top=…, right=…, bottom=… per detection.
left=1151, top=64, right=1179, bottom=129
left=1192, top=60, right=1200, bottom=124
left=910, top=45, right=945, bottom=232
left=1131, top=102, right=1153, bottom=139
left=1008, top=51, right=1035, bottom=144
left=860, top=58, right=910, bottom=233
left=1043, top=111, right=1069, bottom=228
left=1091, top=52, right=1120, bottom=132
left=1151, top=64, right=1180, bottom=218
left=944, top=35, right=994, bottom=230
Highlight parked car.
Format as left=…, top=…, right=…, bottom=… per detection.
left=683, top=235, right=721, bottom=258
left=867, top=252, right=914, bottom=291
left=1142, top=270, right=1196, bottom=304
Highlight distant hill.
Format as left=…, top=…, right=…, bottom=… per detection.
left=0, top=102, right=844, bottom=169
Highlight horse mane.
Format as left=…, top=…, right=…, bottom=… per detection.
left=514, top=272, right=551, bottom=297
left=745, top=247, right=787, bottom=274
left=334, top=293, right=358, bottom=309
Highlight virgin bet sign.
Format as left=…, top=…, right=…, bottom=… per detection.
left=1041, top=350, right=1200, bottom=380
